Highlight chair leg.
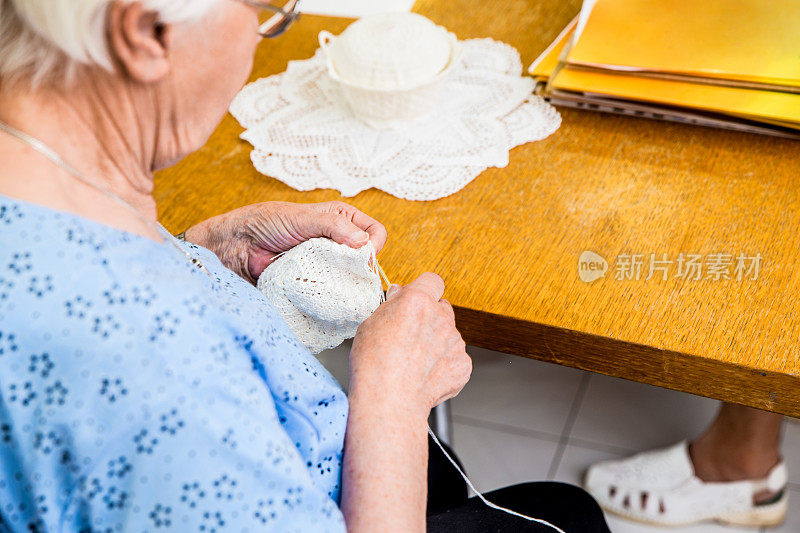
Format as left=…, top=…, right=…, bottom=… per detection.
left=429, top=400, right=453, bottom=446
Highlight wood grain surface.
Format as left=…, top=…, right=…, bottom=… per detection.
left=154, top=0, right=800, bottom=416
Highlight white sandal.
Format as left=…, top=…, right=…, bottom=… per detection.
left=584, top=441, right=788, bottom=527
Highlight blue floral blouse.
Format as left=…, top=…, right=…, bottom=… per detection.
left=0, top=195, right=348, bottom=532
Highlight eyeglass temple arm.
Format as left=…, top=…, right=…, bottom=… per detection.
left=239, top=0, right=294, bottom=16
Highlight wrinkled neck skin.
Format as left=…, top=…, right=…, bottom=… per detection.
left=0, top=67, right=190, bottom=235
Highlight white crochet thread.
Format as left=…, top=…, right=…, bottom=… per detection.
left=428, top=428, right=566, bottom=533
left=257, top=238, right=385, bottom=354
left=258, top=238, right=565, bottom=532
left=229, top=38, right=561, bottom=201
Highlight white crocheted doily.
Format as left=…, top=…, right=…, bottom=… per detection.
left=230, top=38, right=561, bottom=201
left=257, top=238, right=384, bottom=354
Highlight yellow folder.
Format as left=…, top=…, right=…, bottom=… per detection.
left=528, top=9, right=800, bottom=130
left=529, top=17, right=577, bottom=82
left=550, top=67, right=800, bottom=127
left=566, top=0, right=800, bottom=90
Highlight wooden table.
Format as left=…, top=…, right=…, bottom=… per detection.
left=154, top=0, right=800, bottom=417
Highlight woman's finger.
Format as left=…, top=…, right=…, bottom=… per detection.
left=405, top=272, right=445, bottom=301
left=386, top=284, right=402, bottom=299
left=311, top=201, right=388, bottom=253
left=350, top=209, right=387, bottom=253
left=426, top=346, right=472, bottom=407
left=439, top=298, right=455, bottom=323
left=301, top=210, right=370, bottom=248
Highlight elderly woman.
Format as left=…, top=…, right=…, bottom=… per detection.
left=0, top=1, right=610, bottom=531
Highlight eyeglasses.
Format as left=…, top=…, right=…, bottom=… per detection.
left=238, top=0, right=301, bottom=38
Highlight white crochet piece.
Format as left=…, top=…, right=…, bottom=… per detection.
left=257, top=238, right=384, bottom=354
left=229, top=38, right=561, bottom=201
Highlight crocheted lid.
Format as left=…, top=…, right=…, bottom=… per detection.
left=257, top=238, right=384, bottom=354
left=321, top=12, right=454, bottom=90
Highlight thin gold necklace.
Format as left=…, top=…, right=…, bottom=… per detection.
left=0, top=119, right=213, bottom=278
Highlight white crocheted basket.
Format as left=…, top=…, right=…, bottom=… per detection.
left=319, top=12, right=460, bottom=130
left=257, top=238, right=384, bottom=354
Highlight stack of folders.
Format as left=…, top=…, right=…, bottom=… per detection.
left=530, top=0, right=800, bottom=139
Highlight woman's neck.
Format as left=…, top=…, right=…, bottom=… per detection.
left=0, top=73, right=163, bottom=235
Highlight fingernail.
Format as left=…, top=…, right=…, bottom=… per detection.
left=386, top=284, right=400, bottom=298
left=355, top=231, right=369, bottom=244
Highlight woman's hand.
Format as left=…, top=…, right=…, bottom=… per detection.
left=349, top=272, right=472, bottom=416
left=183, top=201, right=387, bottom=284
left=342, top=273, right=471, bottom=533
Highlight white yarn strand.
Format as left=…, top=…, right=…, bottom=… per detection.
left=427, top=426, right=566, bottom=533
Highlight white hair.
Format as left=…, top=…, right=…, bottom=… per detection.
left=0, top=0, right=220, bottom=87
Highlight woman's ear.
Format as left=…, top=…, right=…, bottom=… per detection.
left=107, top=1, right=172, bottom=83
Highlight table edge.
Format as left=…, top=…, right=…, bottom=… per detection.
left=454, top=306, right=800, bottom=418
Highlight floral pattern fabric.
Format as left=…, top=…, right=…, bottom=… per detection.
left=0, top=196, right=348, bottom=532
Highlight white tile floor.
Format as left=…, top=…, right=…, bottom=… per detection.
left=316, top=342, right=799, bottom=533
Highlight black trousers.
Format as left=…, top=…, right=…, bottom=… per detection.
left=426, top=436, right=611, bottom=532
